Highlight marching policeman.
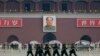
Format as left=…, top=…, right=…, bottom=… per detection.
left=61, top=44, right=68, bottom=56
left=53, top=44, right=60, bottom=56
left=69, top=43, right=77, bottom=56
left=35, top=44, right=43, bottom=56
left=27, top=44, right=34, bottom=56
left=44, top=44, right=51, bottom=56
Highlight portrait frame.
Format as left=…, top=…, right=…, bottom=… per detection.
left=43, top=16, right=56, bottom=32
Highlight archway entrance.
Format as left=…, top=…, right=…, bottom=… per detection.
left=80, top=35, right=92, bottom=42
left=43, top=33, right=56, bottom=43
left=7, top=35, right=19, bottom=43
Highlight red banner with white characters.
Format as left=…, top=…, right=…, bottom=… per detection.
left=77, top=19, right=100, bottom=27
left=0, top=18, right=22, bottom=27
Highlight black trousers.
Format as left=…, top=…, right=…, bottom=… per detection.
left=35, top=51, right=42, bottom=56
left=44, top=51, right=51, bottom=56
left=61, top=50, right=68, bottom=56
left=27, top=51, right=34, bottom=56
left=69, top=50, right=77, bottom=56
left=53, top=50, right=60, bottom=56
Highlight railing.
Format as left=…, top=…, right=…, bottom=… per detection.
left=0, top=9, right=100, bottom=14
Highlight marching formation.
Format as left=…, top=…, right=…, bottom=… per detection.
left=27, top=43, right=77, bottom=56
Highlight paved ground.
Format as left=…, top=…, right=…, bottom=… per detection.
left=0, top=48, right=100, bottom=56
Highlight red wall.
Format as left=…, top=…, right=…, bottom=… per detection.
left=0, top=18, right=100, bottom=44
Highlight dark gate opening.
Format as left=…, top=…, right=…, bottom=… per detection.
left=7, top=35, right=19, bottom=43
left=80, top=35, right=92, bottom=42
left=43, top=33, right=56, bottom=43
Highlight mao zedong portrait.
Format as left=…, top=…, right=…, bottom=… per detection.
left=44, top=17, right=56, bottom=32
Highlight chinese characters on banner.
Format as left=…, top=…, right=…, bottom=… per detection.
left=0, top=18, right=22, bottom=27
left=77, top=19, right=100, bottom=27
